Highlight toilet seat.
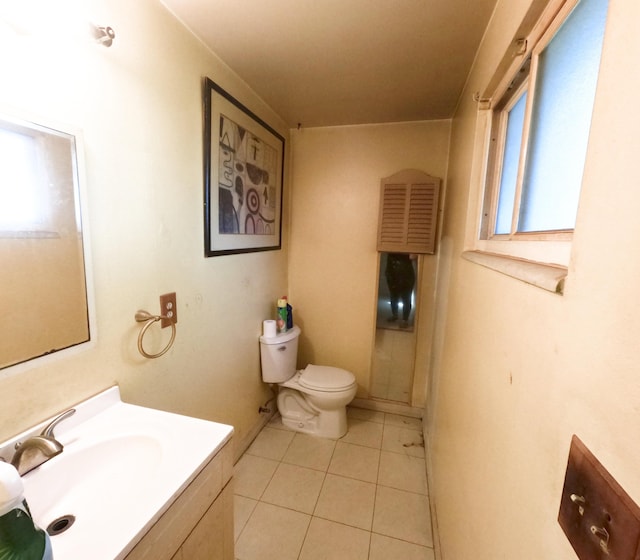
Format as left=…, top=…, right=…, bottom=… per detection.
left=299, top=365, right=356, bottom=392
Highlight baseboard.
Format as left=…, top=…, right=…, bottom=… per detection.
left=424, top=428, right=442, bottom=560
left=351, top=397, right=423, bottom=418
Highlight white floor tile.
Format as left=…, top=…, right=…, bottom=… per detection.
left=340, top=418, right=384, bottom=449
left=378, top=450, right=428, bottom=494
left=233, top=454, right=279, bottom=499
left=373, top=485, right=433, bottom=547
left=235, top=502, right=310, bottom=560
left=282, top=432, right=336, bottom=471
left=233, top=495, right=257, bottom=542
left=233, top=407, right=436, bottom=560
left=369, top=533, right=435, bottom=560
left=246, top=426, right=295, bottom=460
left=314, top=473, right=376, bottom=531
left=261, top=462, right=325, bottom=514
left=299, top=517, right=371, bottom=560
left=381, top=424, right=426, bottom=458
left=328, top=441, right=380, bottom=483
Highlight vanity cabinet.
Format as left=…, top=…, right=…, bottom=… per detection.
left=125, top=439, right=234, bottom=560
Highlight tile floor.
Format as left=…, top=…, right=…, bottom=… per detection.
left=233, top=407, right=435, bottom=560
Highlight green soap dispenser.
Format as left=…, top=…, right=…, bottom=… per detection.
left=0, top=461, right=52, bottom=560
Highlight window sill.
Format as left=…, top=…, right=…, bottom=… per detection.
left=461, top=250, right=567, bottom=294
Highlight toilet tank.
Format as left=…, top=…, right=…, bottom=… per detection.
left=259, top=325, right=300, bottom=383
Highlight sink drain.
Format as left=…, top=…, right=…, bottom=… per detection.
left=47, top=514, right=76, bottom=536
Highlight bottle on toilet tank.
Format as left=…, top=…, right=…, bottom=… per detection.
left=276, top=297, right=288, bottom=333
left=0, top=461, right=53, bottom=560
left=286, top=301, right=293, bottom=330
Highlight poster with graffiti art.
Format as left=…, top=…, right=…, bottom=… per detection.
left=203, top=77, right=284, bottom=257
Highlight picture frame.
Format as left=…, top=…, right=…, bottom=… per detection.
left=202, top=77, right=285, bottom=257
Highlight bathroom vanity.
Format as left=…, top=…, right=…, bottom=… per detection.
left=0, top=387, right=234, bottom=560
left=125, top=437, right=233, bottom=560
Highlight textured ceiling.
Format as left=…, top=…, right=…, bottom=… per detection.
left=161, top=0, right=498, bottom=128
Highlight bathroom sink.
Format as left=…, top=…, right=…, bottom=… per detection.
left=23, top=434, right=163, bottom=526
left=0, top=386, right=233, bottom=560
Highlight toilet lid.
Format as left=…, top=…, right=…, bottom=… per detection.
left=299, top=365, right=355, bottom=391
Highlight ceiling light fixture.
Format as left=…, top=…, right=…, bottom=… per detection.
left=91, top=24, right=115, bottom=47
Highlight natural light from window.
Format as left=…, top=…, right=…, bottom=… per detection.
left=0, top=127, right=45, bottom=230
left=518, top=0, right=609, bottom=232
left=495, top=90, right=527, bottom=235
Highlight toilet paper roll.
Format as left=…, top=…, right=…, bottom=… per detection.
left=263, top=319, right=277, bottom=338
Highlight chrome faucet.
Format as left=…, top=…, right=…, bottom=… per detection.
left=11, top=408, right=76, bottom=475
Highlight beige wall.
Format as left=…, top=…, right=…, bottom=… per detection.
left=429, top=0, right=640, bottom=558
left=288, top=122, right=450, bottom=404
left=0, top=0, right=289, bottom=449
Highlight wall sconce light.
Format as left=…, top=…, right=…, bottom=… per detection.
left=91, top=24, right=115, bottom=47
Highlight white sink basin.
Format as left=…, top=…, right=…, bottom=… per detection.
left=0, top=387, right=233, bottom=560
left=24, top=434, right=163, bottom=523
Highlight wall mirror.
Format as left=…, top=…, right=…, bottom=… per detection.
left=0, top=113, right=94, bottom=374
left=371, top=252, right=419, bottom=403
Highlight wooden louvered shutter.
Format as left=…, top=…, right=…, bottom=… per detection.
left=377, top=169, right=441, bottom=254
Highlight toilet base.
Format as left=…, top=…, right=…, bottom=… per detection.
left=277, top=388, right=349, bottom=439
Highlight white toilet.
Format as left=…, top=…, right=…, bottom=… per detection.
left=259, top=325, right=357, bottom=438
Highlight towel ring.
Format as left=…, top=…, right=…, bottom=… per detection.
left=134, top=310, right=176, bottom=359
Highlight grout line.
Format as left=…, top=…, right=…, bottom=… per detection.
left=369, top=530, right=437, bottom=551
left=310, top=439, right=334, bottom=517
left=297, top=433, right=337, bottom=560
left=369, top=437, right=383, bottom=559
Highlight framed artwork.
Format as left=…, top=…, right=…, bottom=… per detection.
left=202, top=77, right=285, bottom=257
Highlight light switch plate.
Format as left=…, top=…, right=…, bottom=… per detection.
left=558, top=435, right=640, bottom=559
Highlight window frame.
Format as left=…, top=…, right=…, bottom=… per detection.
left=474, top=0, right=594, bottom=268
left=486, top=78, right=530, bottom=238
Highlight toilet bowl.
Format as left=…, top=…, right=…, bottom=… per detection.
left=259, top=326, right=357, bottom=438
left=278, top=367, right=357, bottom=438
